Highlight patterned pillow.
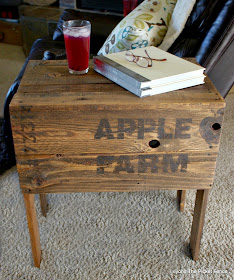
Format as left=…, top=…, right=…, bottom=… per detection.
left=98, top=0, right=177, bottom=56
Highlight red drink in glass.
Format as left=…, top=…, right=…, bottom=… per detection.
left=63, top=20, right=91, bottom=74
left=64, top=34, right=90, bottom=72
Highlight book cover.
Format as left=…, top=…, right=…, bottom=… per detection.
left=93, top=46, right=205, bottom=97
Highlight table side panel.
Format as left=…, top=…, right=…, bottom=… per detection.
left=10, top=106, right=224, bottom=156
left=17, top=152, right=216, bottom=193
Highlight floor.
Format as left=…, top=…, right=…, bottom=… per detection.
left=0, top=43, right=25, bottom=117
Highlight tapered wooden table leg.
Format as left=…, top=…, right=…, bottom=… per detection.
left=23, top=193, right=41, bottom=268
left=190, top=189, right=209, bottom=261
left=177, top=190, right=186, bottom=212
left=39, top=194, right=48, bottom=217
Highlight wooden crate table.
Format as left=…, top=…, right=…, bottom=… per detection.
left=10, top=59, right=225, bottom=267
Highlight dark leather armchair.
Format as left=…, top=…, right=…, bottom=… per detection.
left=168, top=0, right=234, bottom=98
left=1, top=0, right=233, bottom=174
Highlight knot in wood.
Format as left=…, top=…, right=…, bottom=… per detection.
left=33, top=175, right=45, bottom=187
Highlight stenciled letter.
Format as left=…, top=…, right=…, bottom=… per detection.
left=94, top=119, right=115, bottom=139
left=157, top=118, right=173, bottom=139
left=117, top=118, right=136, bottom=139
left=97, top=156, right=115, bottom=174
left=163, top=154, right=188, bottom=173
left=174, top=118, right=192, bottom=139
left=138, top=155, right=159, bottom=173
left=113, top=155, right=134, bottom=173
left=137, top=119, right=156, bottom=139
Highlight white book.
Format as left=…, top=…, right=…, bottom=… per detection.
left=93, top=46, right=205, bottom=97
left=94, top=62, right=205, bottom=97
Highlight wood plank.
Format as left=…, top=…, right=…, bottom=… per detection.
left=23, top=194, right=41, bottom=267
left=19, top=60, right=111, bottom=87
left=190, top=189, right=209, bottom=261
left=39, top=194, right=48, bottom=217
left=12, top=77, right=224, bottom=106
left=17, top=152, right=215, bottom=194
left=177, top=190, right=186, bottom=212
left=10, top=107, right=224, bottom=156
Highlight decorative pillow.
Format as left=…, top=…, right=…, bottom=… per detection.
left=97, top=0, right=177, bottom=56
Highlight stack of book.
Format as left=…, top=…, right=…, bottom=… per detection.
left=93, top=46, right=205, bottom=98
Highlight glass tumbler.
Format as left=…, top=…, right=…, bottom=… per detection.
left=63, top=20, right=91, bottom=74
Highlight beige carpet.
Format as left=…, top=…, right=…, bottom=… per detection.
left=0, top=43, right=25, bottom=117
left=0, top=43, right=233, bottom=279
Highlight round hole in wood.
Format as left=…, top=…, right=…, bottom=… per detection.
left=212, top=123, right=221, bottom=130
left=149, top=139, right=160, bottom=148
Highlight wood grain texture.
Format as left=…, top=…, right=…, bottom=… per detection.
left=23, top=194, right=41, bottom=267
left=177, top=190, right=186, bottom=212
left=10, top=107, right=224, bottom=156
left=16, top=152, right=216, bottom=194
left=190, top=189, right=209, bottom=261
left=39, top=194, right=48, bottom=217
